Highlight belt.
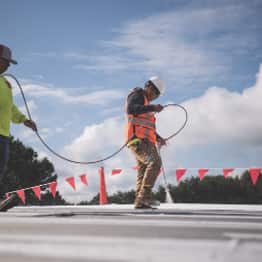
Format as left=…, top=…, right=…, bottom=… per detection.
left=127, top=138, right=141, bottom=147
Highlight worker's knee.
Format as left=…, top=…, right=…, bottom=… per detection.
left=150, top=155, right=162, bottom=170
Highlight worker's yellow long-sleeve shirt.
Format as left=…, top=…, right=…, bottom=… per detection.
left=0, top=76, right=27, bottom=137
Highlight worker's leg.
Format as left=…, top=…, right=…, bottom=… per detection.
left=0, top=136, right=9, bottom=184
left=135, top=159, right=147, bottom=199
left=0, top=136, right=10, bottom=197
left=129, top=139, right=161, bottom=207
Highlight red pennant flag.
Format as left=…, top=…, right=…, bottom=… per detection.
left=132, top=166, right=138, bottom=170
left=66, top=176, right=76, bottom=191
left=176, top=169, right=187, bottom=182
left=32, top=186, right=41, bottom=200
left=249, top=168, right=261, bottom=186
left=198, top=169, right=209, bottom=181
left=5, top=193, right=10, bottom=199
left=79, top=174, right=88, bottom=185
left=16, top=189, right=26, bottom=204
left=223, top=168, right=234, bottom=178
left=49, top=182, right=57, bottom=198
left=112, top=169, right=122, bottom=176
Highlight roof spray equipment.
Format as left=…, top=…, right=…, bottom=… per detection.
left=4, top=74, right=188, bottom=202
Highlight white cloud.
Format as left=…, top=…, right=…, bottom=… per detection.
left=17, top=83, right=124, bottom=106
left=16, top=128, right=38, bottom=142
left=63, top=116, right=126, bottom=160
left=54, top=116, right=135, bottom=202
left=73, top=54, right=145, bottom=73
left=39, top=127, right=66, bottom=137
left=18, top=99, right=37, bottom=116
left=166, top=64, right=262, bottom=147
left=30, top=52, right=58, bottom=58
left=63, top=52, right=91, bottom=60
left=37, top=150, right=50, bottom=160
left=100, top=106, right=121, bottom=116
left=73, top=2, right=260, bottom=90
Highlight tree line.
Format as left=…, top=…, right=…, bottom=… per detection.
left=81, top=172, right=262, bottom=205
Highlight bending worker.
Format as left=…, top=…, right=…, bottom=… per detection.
left=126, top=76, right=167, bottom=209
left=0, top=44, right=37, bottom=209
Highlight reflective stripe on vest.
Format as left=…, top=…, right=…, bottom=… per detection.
left=127, top=117, right=155, bottom=129
left=126, top=91, right=156, bottom=144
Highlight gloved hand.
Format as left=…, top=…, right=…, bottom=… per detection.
left=153, top=104, right=164, bottom=112
left=24, top=119, right=38, bottom=132
left=157, top=136, right=167, bottom=148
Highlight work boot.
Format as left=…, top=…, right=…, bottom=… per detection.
left=134, top=200, right=154, bottom=209
left=134, top=187, right=154, bottom=209
left=0, top=194, right=19, bottom=212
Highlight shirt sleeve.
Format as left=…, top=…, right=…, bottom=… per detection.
left=11, top=104, right=27, bottom=124
left=126, top=89, right=155, bottom=116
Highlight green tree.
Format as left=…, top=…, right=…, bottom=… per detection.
left=0, top=137, right=68, bottom=205
left=107, top=190, right=135, bottom=204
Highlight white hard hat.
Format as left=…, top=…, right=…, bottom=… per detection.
left=148, top=76, right=165, bottom=95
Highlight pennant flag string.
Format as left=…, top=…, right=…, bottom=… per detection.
left=3, top=167, right=262, bottom=203
left=6, top=181, right=55, bottom=195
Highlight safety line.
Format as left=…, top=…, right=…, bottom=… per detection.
left=4, top=74, right=188, bottom=165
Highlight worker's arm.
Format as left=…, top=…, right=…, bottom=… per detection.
left=156, top=133, right=167, bottom=147
left=11, top=104, right=27, bottom=124
left=11, top=104, right=37, bottom=131
left=126, top=88, right=156, bottom=115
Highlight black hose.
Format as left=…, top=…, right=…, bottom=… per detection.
left=4, top=74, right=188, bottom=165
left=162, top=103, right=188, bottom=140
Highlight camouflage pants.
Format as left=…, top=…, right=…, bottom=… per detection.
left=128, top=139, right=162, bottom=206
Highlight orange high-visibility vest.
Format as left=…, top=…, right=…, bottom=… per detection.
left=126, top=91, right=156, bottom=144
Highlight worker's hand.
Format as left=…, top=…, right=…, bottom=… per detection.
left=153, top=104, right=164, bottom=113
left=157, top=136, right=167, bottom=149
left=24, top=119, right=38, bottom=132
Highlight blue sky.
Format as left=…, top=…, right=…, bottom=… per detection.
left=2, top=0, right=262, bottom=201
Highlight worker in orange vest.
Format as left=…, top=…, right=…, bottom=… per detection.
left=126, top=76, right=166, bottom=209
